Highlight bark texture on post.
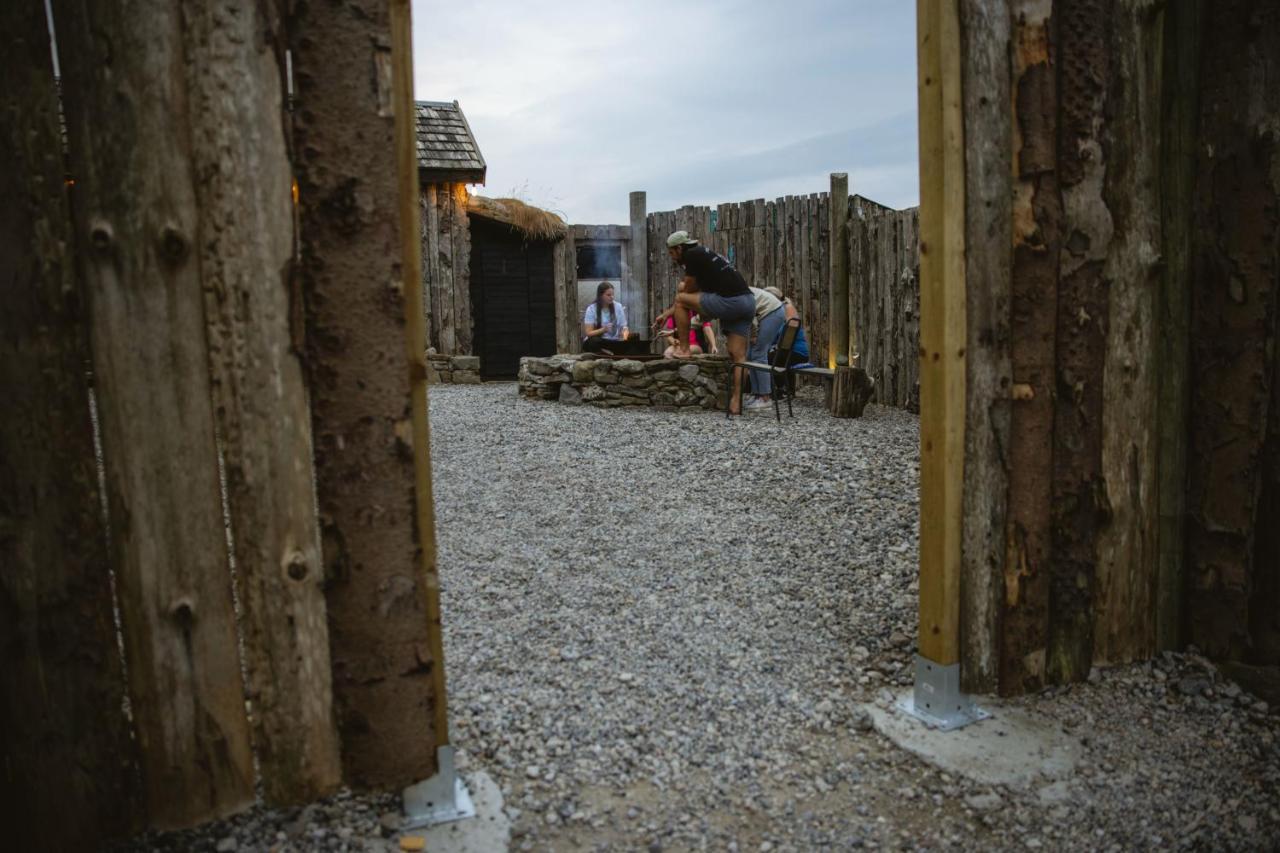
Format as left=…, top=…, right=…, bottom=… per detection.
left=291, top=0, right=443, bottom=786
left=1045, top=0, right=1112, bottom=684
left=1002, top=0, right=1060, bottom=693
left=958, top=0, right=1012, bottom=693
left=630, top=191, right=648, bottom=326
left=54, top=0, right=256, bottom=826
left=1185, top=0, right=1280, bottom=659
left=0, top=2, right=140, bottom=845
left=184, top=0, right=341, bottom=804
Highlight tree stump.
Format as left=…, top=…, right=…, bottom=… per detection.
left=829, top=366, right=876, bottom=418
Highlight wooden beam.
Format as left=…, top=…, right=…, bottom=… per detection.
left=391, top=0, right=449, bottom=749
left=291, top=0, right=443, bottom=787
left=0, top=1, right=141, bottom=844
left=183, top=0, right=342, bottom=804
left=829, top=173, right=850, bottom=366
left=958, top=0, right=1012, bottom=692
left=630, top=191, right=648, bottom=325
left=915, top=0, right=967, bottom=667
left=54, top=0, right=257, bottom=825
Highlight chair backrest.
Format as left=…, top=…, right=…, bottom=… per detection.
left=771, top=317, right=802, bottom=369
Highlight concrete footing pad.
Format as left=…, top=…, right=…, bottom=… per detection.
left=402, top=770, right=510, bottom=852
left=863, top=692, right=1083, bottom=792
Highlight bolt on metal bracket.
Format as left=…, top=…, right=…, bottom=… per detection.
left=896, top=654, right=991, bottom=731
left=401, top=745, right=476, bottom=830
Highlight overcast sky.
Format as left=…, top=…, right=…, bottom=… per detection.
left=412, top=0, right=918, bottom=225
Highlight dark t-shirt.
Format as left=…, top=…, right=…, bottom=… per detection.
left=680, top=245, right=749, bottom=297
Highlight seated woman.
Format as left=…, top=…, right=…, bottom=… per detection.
left=764, top=286, right=810, bottom=396
left=582, top=282, right=631, bottom=354
left=659, top=311, right=718, bottom=358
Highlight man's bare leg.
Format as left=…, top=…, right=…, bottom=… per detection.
left=670, top=294, right=701, bottom=359
left=726, top=332, right=748, bottom=414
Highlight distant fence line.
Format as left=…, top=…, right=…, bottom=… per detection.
left=646, top=193, right=920, bottom=411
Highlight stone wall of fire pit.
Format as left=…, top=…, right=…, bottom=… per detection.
left=427, top=354, right=481, bottom=384
left=518, top=354, right=730, bottom=410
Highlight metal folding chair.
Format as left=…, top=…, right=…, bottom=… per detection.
left=725, top=317, right=802, bottom=422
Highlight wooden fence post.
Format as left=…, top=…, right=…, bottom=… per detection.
left=53, top=0, right=256, bottom=827
left=915, top=0, right=967, bottom=672
left=829, top=172, right=850, bottom=368
left=630, top=191, right=648, bottom=327
left=0, top=2, right=141, bottom=845
left=183, top=0, right=341, bottom=803
left=291, top=0, right=444, bottom=786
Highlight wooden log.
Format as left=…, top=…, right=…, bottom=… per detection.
left=424, top=184, right=441, bottom=351
left=1091, top=0, right=1163, bottom=666
left=183, top=0, right=342, bottom=803
left=1045, top=0, right=1114, bottom=684
left=1184, top=0, right=1280, bottom=659
left=629, top=191, right=648, bottom=326
left=829, top=366, right=876, bottom=418
left=0, top=2, right=141, bottom=844
left=452, top=186, right=474, bottom=355
left=1000, top=0, right=1060, bottom=694
left=292, top=0, right=444, bottom=787
left=1154, top=0, right=1203, bottom=652
left=439, top=184, right=456, bottom=353
left=829, top=175, right=849, bottom=368
left=915, top=0, right=967, bottom=668
left=54, top=0, right=257, bottom=825
left=958, top=0, right=1012, bottom=692
left=391, top=0, right=449, bottom=749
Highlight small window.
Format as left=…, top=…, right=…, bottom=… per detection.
left=576, top=244, right=622, bottom=280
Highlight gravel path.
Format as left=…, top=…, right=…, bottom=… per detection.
left=118, top=382, right=1278, bottom=852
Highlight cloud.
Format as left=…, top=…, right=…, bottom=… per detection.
left=413, top=0, right=918, bottom=223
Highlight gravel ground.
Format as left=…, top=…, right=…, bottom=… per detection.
left=119, top=382, right=1278, bottom=852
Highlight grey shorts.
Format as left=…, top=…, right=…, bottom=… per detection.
left=697, top=292, right=755, bottom=338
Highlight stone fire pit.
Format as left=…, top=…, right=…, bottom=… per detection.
left=518, top=353, right=730, bottom=410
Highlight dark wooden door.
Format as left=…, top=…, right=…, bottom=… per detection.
left=470, top=220, right=556, bottom=378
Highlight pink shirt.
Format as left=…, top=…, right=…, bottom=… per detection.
left=664, top=314, right=712, bottom=347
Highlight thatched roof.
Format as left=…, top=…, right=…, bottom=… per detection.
left=466, top=195, right=567, bottom=242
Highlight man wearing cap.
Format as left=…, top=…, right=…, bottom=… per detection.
left=653, top=230, right=756, bottom=414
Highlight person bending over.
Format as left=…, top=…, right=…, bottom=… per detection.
left=582, top=281, right=630, bottom=354
left=652, top=231, right=754, bottom=414
left=741, top=286, right=787, bottom=411
left=764, top=286, right=810, bottom=397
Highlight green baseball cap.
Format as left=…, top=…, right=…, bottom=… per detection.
left=666, top=230, right=698, bottom=248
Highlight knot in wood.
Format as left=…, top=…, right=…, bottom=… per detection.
left=158, top=224, right=190, bottom=265
left=89, top=220, right=114, bottom=253
left=285, top=550, right=310, bottom=581
left=168, top=596, right=196, bottom=627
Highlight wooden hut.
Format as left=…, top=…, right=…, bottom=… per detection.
left=417, top=100, right=578, bottom=378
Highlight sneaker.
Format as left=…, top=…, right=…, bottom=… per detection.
left=744, top=395, right=772, bottom=411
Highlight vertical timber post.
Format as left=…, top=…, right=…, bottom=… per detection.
left=630, top=191, right=648, bottom=329
left=0, top=1, right=141, bottom=845
left=828, top=172, right=850, bottom=367
left=906, top=0, right=985, bottom=729
left=390, top=0, right=472, bottom=828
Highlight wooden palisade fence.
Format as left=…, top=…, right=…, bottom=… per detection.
left=1, top=0, right=445, bottom=847
left=646, top=187, right=921, bottom=411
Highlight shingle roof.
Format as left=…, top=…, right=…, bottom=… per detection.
left=415, top=100, right=486, bottom=184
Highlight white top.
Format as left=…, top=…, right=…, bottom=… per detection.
left=583, top=301, right=628, bottom=340
left=749, top=287, right=783, bottom=321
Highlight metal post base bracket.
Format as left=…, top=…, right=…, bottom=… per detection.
left=896, top=654, right=991, bottom=731
left=402, top=746, right=477, bottom=830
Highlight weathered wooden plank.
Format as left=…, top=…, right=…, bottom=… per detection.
left=916, top=0, right=967, bottom=666
left=1154, top=0, right=1203, bottom=653
left=629, top=191, right=648, bottom=326
left=424, top=184, right=442, bottom=351
left=54, top=0, right=256, bottom=825
left=1185, top=0, right=1280, bottom=658
left=0, top=2, right=141, bottom=844
left=1045, top=0, right=1114, bottom=684
left=452, top=186, right=474, bottom=355
left=829, top=177, right=848, bottom=368
left=292, top=0, right=444, bottom=787
left=438, top=185, right=456, bottom=353
left=1092, top=0, right=1163, bottom=666
left=184, top=0, right=342, bottom=803
left=1001, top=0, right=1059, bottom=694
left=390, top=0, right=449, bottom=752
